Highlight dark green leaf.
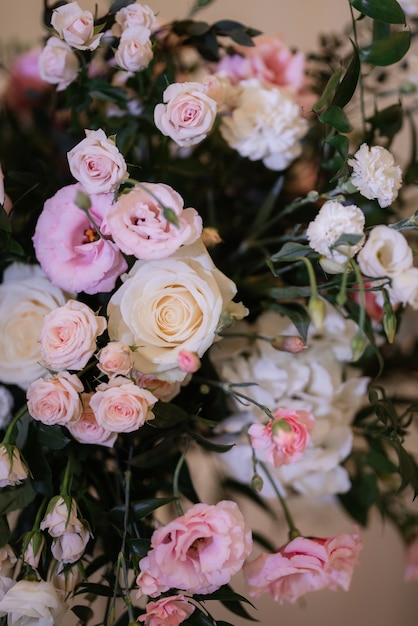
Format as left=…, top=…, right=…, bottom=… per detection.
left=0, top=207, right=11, bottom=234
left=324, top=134, right=350, bottom=160
left=269, top=285, right=313, bottom=299
left=269, top=242, right=312, bottom=263
left=360, top=30, right=410, bottom=66
left=74, top=583, right=117, bottom=597
left=0, top=516, right=10, bottom=548
left=173, top=20, right=211, bottom=36
left=350, top=0, right=406, bottom=24
left=229, top=29, right=257, bottom=47
left=178, top=459, right=200, bottom=504
left=152, top=401, right=189, bottom=428
left=36, top=424, right=71, bottom=450
left=214, top=20, right=249, bottom=31
left=312, top=68, right=343, bottom=112
left=332, top=43, right=361, bottom=108
left=130, top=436, right=178, bottom=468
left=184, top=609, right=215, bottom=626
left=189, top=431, right=234, bottom=453
left=367, top=103, right=403, bottom=139
left=109, top=0, right=135, bottom=14
left=127, top=538, right=151, bottom=558
left=269, top=302, right=311, bottom=343
left=188, top=0, right=215, bottom=16
left=194, top=585, right=256, bottom=607
left=0, top=481, right=36, bottom=516
left=387, top=440, right=418, bottom=498
left=364, top=449, right=397, bottom=474
left=131, top=497, right=175, bottom=519
left=71, top=605, right=94, bottom=625
left=319, top=105, right=352, bottom=133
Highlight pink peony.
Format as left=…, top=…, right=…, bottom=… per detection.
left=89, top=377, right=157, bottom=433
left=136, top=500, right=253, bottom=597
left=138, top=595, right=195, bottom=626
left=27, top=371, right=83, bottom=426
left=248, top=408, right=315, bottom=467
left=33, top=183, right=127, bottom=295
left=104, top=183, right=202, bottom=260
left=67, top=393, right=118, bottom=447
left=405, top=536, right=418, bottom=581
left=243, top=530, right=362, bottom=603
left=40, top=299, right=107, bottom=372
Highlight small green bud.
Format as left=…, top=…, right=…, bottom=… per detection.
left=251, top=474, right=264, bottom=493
left=308, top=295, right=326, bottom=330
left=351, top=331, right=366, bottom=361
left=383, top=310, right=397, bottom=344
left=271, top=335, right=306, bottom=353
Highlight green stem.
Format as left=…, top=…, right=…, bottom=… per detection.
left=2, top=404, right=29, bottom=445
left=60, top=457, right=73, bottom=497
left=349, top=1, right=367, bottom=137
left=259, top=461, right=301, bottom=541
left=173, top=438, right=190, bottom=517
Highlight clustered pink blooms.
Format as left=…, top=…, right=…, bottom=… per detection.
left=136, top=500, right=253, bottom=597
left=66, top=392, right=118, bottom=447
left=243, top=530, right=363, bottom=603
left=248, top=408, right=315, bottom=467
left=40, top=496, right=91, bottom=566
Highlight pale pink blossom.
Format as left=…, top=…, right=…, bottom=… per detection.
left=154, top=82, right=217, bottom=147
left=67, top=392, right=118, bottom=447
left=51, top=2, right=102, bottom=51
left=23, top=533, right=45, bottom=570
left=405, top=536, right=418, bottom=581
left=38, top=37, right=79, bottom=91
left=67, top=129, right=128, bottom=194
left=248, top=408, right=315, bottom=467
left=243, top=530, right=362, bottom=603
left=33, top=183, right=127, bottom=295
left=114, top=26, right=154, bottom=72
left=97, top=341, right=135, bottom=378
left=90, top=377, right=157, bottom=433
left=27, top=371, right=83, bottom=427
left=0, top=545, right=17, bottom=574
left=40, top=300, right=107, bottom=372
left=0, top=580, right=67, bottom=624
left=0, top=445, right=28, bottom=488
left=114, top=3, right=156, bottom=35
left=104, top=183, right=202, bottom=259
left=177, top=350, right=201, bottom=373
left=40, top=496, right=83, bottom=537
left=136, top=500, right=252, bottom=597
left=51, top=527, right=90, bottom=563
left=138, top=595, right=195, bottom=626
left=5, top=47, right=50, bottom=111
left=133, top=372, right=183, bottom=402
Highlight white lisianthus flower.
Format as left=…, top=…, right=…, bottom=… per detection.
left=220, top=79, right=308, bottom=170
left=348, top=143, right=402, bottom=208
left=357, top=224, right=413, bottom=278
left=0, top=579, right=67, bottom=625
left=390, top=267, right=418, bottom=309
left=306, top=200, right=365, bottom=265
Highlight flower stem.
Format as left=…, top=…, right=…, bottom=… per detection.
left=173, top=438, right=190, bottom=516
left=259, top=461, right=301, bottom=541
left=2, top=404, right=29, bottom=445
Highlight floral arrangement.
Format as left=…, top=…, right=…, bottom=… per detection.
left=0, top=0, right=418, bottom=624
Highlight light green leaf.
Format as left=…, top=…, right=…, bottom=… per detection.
left=312, top=68, right=343, bottom=112
left=319, top=105, right=352, bottom=133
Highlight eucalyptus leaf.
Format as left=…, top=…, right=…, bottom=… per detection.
left=350, top=0, right=406, bottom=24
left=319, top=105, right=352, bottom=133
left=360, top=30, right=410, bottom=66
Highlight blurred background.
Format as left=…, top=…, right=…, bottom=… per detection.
left=0, top=1, right=418, bottom=624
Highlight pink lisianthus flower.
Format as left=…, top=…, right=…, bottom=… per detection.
left=33, top=183, right=127, bottom=295
left=67, top=393, right=118, bottom=448
left=248, top=408, right=315, bottom=467
left=136, top=500, right=253, bottom=597
left=138, top=595, right=195, bottom=626
left=404, top=536, right=418, bottom=581
left=103, top=183, right=202, bottom=260
left=243, top=530, right=362, bottom=604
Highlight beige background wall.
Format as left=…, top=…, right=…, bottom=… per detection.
left=1, top=1, right=418, bottom=625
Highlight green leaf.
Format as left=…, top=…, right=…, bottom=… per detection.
left=194, top=584, right=256, bottom=607
left=131, top=497, right=175, bottom=519
left=332, top=43, right=361, bottom=108
left=324, top=134, right=350, bottom=160
left=366, top=103, right=403, bottom=139
left=364, top=449, right=397, bottom=474
left=36, top=424, right=71, bottom=450
left=0, top=206, right=11, bottom=234
left=269, top=242, right=312, bottom=263
left=127, top=538, right=151, bottom=558
left=319, top=105, right=352, bottom=133
left=0, top=481, right=36, bottom=516
left=151, top=401, right=189, bottom=428
left=109, top=0, right=135, bottom=14
left=188, top=0, right=215, bottom=16
left=74, top=583, right=117, bottom=598
left=184, top=609, right=215, bottom=626
left=360, top=30, right=411, bottom=66
left=0, top=516, right=10, bottom=548
left=71, top=605, right=94, bottom=625
left=387, top=440, right=418, bottom=498
left=350, top=0, right=406, bottom=24
left=189, top=431, right=234, bottom=453
left=269, top=302, right=311, bottom=343
left=312, top=68, right=343, bottom=112
left=333, top=233, right=365, bottom=246
left=269, top=285, right=313, bottom=299
left=229, top=29, right=257, bottom=47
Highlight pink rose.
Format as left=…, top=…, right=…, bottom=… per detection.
left=51, top=2, right=102, bottom=51
left=114, top=26, right=154, bottom=72
left=114, top=3, right=156, bottom=34
left=51, top=527, right=90, bottom=564
left=154, top=82, right=217, bottom=147
left=104, top=183, right=202, bottom=259
left=136, top=500, right=253, bottom=597
left=138, top=595, right=195, bottom=626
left=40, top=496, right=83, bottom=537
left=0, top=445, right=28, bottom=488
left=177, top=350, right=201, bottom=373
left=243, top=530, right=362, bottom=603
left=67, top=130, right=128, bottom=194
left=97, top=341, right=134, bottom=378
left=23, top=533, right=45, bottom=570
left=26, top=371, right=83, bottom=426
left=67, top=393, right=118, bottom=447
left=33, top=183, right=127, bottom=295
left=89, top=377, right=157, bottom=433
left=248, top=408, right=315, bottom=467
left=133, top=372, right=183, bottom=402
left=38, top=37, right=79, bottom=91
left=40, top=300, right=107, bottom=371
left=405, top=536, right=418, bottom=581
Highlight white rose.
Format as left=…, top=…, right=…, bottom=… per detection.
left=51, top=2, right=101, bottom=51
left=306, top=200, right=365, bottom=265
left=114, top=26, right=153, bottom=72
left=220, top=79, right=308, bottom=170
left=67, top=128, right=128, bottom=194
left=108, top=239, right=238, bottom=381
left=390, top=267, right=418, bottom=309
left=0, top=580, right=67, bottom=626
left=0, top=264, right=67, bottom=389
left=0, top=387, right=13, bottom=430
left=154, top=82, right=217, bottom=147
left=348, top=143, right=402, bottom=208
left=114, top=2, right=156, bottom=35
left=38, top=37, right=79, bottom=91
left=51, top=527, right=90, bottom=563
left=357, top=225, right=413, bottom=278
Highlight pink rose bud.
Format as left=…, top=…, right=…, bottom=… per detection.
left=201, top=226, right=223, bottom=247
left=0, top=444, right=29, bottom=488
left=270, top=335, right=306, bottom=353
left=97, top=341, right=134, bottom=378
left=177, top=350, right=201, bottom=373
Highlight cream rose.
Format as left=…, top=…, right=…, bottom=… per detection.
left=0, top=263, right=67, bottom=389
left=26, top=371, right=83, bottom=426
left=0, top=445, right=28, bottom=488
left=107, top=240, right=239, bottom=381
left=40, top=299, right=106, bottom=372
left=357, top=225, right=413, bottom=278
left=67, top=129, right=128, bottom=194
left=51, top=2, right=101, bottom=51
left=348, top=143, right=402, bottom=208
left=154, top=82, right=217, bottom=147
left=38, top=37, right=79, bottom=91
left=0, top=580, right=67, bottom=625
left=114, top=26, right=154, bottom=72
left=114, top=2, right=156, bottom=35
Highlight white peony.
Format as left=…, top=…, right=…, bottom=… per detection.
left=306, top=200, right=365, bottom=265
left=220, top=79, right=308, bottom=170
left=348, top=143, right=402, bottom=208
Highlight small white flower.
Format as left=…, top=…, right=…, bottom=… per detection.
left=348, top=143, right=402, bottom=208
left=306, top=200, right=365, bottom=265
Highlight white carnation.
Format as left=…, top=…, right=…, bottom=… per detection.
left=306, top=200, right=365, bottom=265
left=220, top=79, right=308, bottom=170
left=348, top=143, right=402, bottom=208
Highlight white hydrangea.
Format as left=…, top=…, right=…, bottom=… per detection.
left=210, top=305, right=370, bottom=498
left=306, top=200, right=365, bottom=265
left=220, top=79, right=308, bottom=171
left=348, top=143, right=402, bottom=208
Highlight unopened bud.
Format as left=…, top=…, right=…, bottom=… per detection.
left=271, top=335, right=306, bottom=354
left=177, top=350, right=201, bottom=373
left=201, top=227, right=223, bottom=247
left=351, top=331, right=366, bottom=361
left=251, top=473, right=264, bottom=493
left=308, top=295, right=326, bottom=330
left=383, top=310, right=397, bottom=344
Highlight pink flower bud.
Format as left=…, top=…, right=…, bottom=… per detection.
left=177, top=350, right=201, bottom=373
left=271, top=335, right=306, bottom=353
